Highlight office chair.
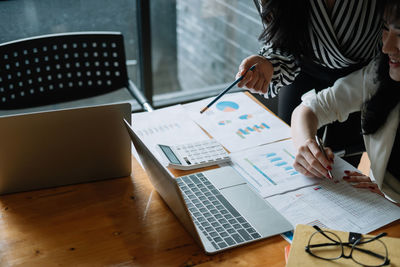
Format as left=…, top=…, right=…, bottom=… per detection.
left=0, top=32, right=152, bottom=111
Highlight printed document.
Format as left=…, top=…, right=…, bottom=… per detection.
left=131, top=105, right=209, bottom=164
left=183, top=92, right=290, bottom=152
left=230, top=140, right=400, bottom=233
left=230, top=139, right=320, bottom=197
left=130, top=94, right=400, bottom=236
left=267, top=180, right=400, bottom=234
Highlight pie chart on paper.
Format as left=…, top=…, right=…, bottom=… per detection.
left=216, top=101, right=239, bottom=112
left=239, top=114, right=253, bottom=120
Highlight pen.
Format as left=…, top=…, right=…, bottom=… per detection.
left=315, top=135, right=333, bottom=180
left=200, top=65, right=256, bottom=114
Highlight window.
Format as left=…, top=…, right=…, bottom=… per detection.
left=149, top=0, right=263, bottom=107
left=0, top=0, right=270, bottom=111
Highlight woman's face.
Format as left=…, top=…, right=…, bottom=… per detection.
left=382, top=16, right=400, bottom=81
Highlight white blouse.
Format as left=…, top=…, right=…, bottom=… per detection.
left=302, top=60, right=400, bottom=203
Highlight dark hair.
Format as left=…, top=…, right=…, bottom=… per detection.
left=254, top=0, right=311, bottom=59
left=254, top=0, right=388, bottom=61
left=383, top=0, right=399, bottom=25
left=361, top=54, right=400, bottom=135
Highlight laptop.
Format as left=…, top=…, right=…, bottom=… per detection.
left=125, top=120, right=293, bottom=254
left=0, top=103, right=132, bottom=195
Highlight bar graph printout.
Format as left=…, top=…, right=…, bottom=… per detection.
left=230, top=139, right=320, bottom=197
left=232, top=140, right=400, bottom=234
left=183, top=92, right=291, bottom=152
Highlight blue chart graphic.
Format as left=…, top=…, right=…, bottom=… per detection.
left=266, top=152, right=298, bottom=176
left=239, top=114, right=252, bottom=120
left=218, top=120, right=231, bottom=125
left=236, top=122, right=270, bottom=139
left=245, top=158, right=277, bottom=185
left=216, top=101, right=239, bottom=112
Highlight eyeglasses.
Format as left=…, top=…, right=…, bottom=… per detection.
left=305, top=225, right=390, bottom=267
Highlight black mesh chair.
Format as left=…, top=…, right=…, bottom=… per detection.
left=0, top=32, right=151, bottom=111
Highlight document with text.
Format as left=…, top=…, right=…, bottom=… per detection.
left=230, top=139, right=320, bottom=197
left=130, top=105, right=210, bottom=165
left=267, top=180, right=400, bottom=234
left=230, top=139, right=400, bottom=233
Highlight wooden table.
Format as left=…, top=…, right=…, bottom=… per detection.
left=0, top=157, right=399, bottom=267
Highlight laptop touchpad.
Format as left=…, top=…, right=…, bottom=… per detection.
left=203, top=166, right=246, bottom=188
left=221, top=185, right=293, bottom=236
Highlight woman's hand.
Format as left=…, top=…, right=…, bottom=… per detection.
left=343, top=171, right=400, bottom=206
left=293, top=137, right=334, bottom=179
left=342, top=170, right=384, bottom=196
left=236, top=55, right=274, bottom=95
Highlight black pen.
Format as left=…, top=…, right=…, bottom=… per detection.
left=200, top=65, right=256, bottom=114
left=315, top=135, right=333, bottom=180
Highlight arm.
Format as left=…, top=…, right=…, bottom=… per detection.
left=260, top=46, right=301, bottom=98
left=291, top=104, right=334, bottom=179
left=291, top=61, right=377, bottom=179
left=236, top=47, right=300, bottom=98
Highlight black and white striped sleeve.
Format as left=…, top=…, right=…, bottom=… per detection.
left=259, top=45, right=301, bottom=98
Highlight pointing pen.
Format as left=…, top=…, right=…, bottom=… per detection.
left=200, top=65, right=256, bottom=114
left=315, top=135, right=333, bottom=180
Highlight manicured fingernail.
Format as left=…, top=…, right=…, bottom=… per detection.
left=344, top=170, right=350, bottom=174
left=327, top=166, right=332, bottom=170
left=369, top=186, right=375, bottom=189
left=343, top=176, right=349, bottom=180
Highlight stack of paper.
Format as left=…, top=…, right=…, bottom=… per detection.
left=131, top=92, right=400, bottom=237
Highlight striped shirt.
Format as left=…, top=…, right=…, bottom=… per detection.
left=259, top=0, right=382, bottom=98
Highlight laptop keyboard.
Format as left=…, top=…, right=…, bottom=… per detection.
left=176, top=172, right=262, bottom=250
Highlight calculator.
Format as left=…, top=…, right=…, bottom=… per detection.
left=157, top=139, right=230, bottom=170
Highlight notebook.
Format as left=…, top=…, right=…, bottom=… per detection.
left=0, top=103, right=132, bottom=195
left=125, top=119, right=293, bottom=254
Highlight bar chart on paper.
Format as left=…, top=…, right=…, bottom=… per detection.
left=231, top=140, right=319, bottom=197
left=236, top=122, right=270, bottom=139
left=184, top=92, right=291, bottom=152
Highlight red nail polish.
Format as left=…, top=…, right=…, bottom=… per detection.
left=327, top=166, right=332, bottom=170
left=343, top=176, right=349, bottom=179
left=344, top=170, right=350, bottom=174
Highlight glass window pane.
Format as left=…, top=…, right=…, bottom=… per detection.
left=0, top=0, right=139, bottom=114
left=151, top=0, right=263, bottom=105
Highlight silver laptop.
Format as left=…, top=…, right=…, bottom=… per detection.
left=0, top=103, right=132, bottom=195
left=125, top=120, right=293, bottom=254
